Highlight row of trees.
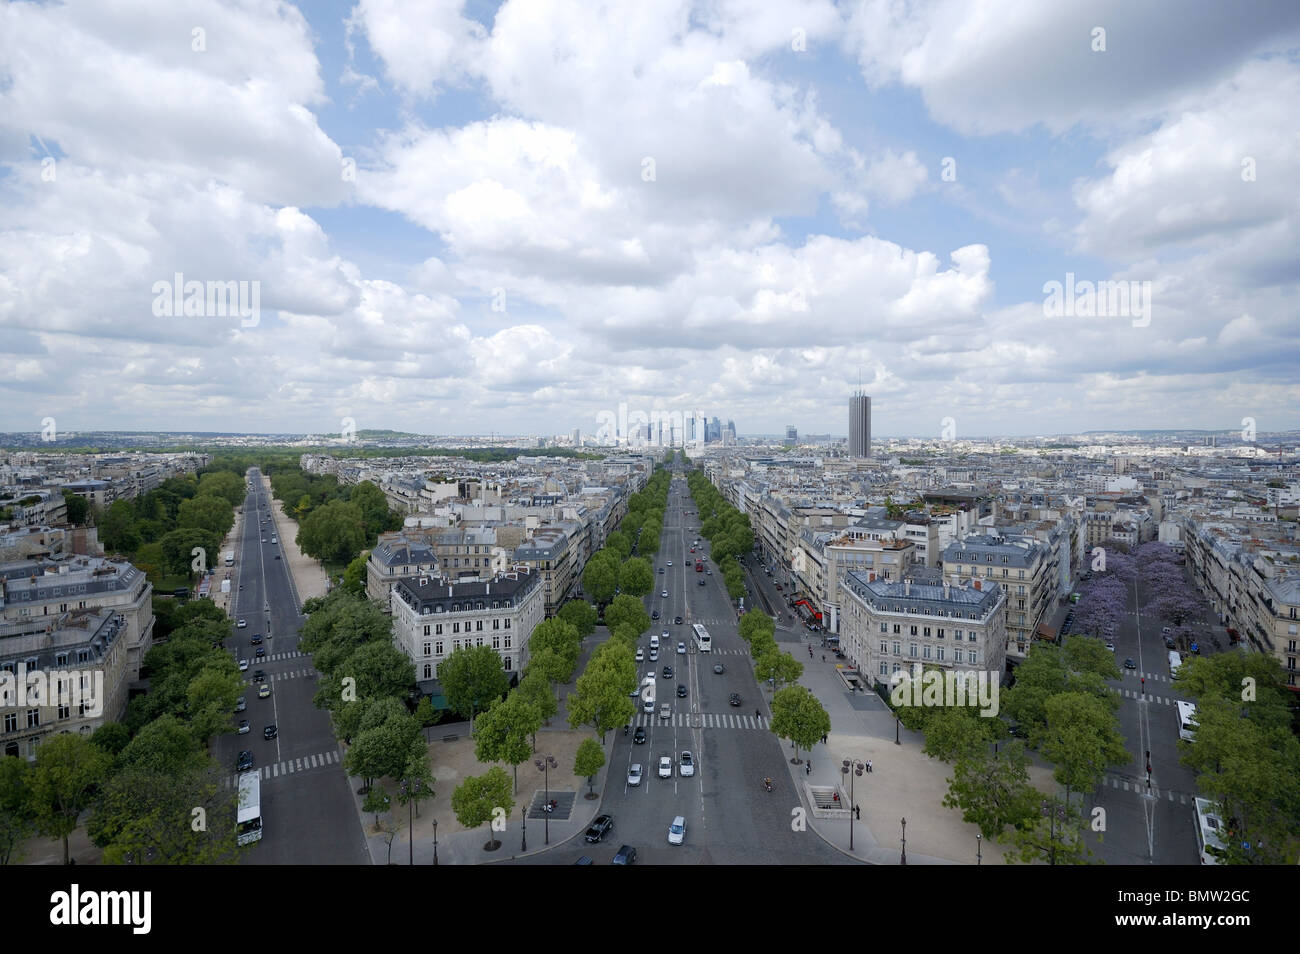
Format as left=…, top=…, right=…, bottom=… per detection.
left=0, top=598, right=247, bottom=865
left=580, top=469, right=672, bottom=606
left=266, top=469, right=402, bottom=567
left=1072, top=540, right=1206, bottom=650
left=735, top=610, right=827, bottom=759
left=898, top=636, right=1129, bottom=864
left=685, top=470, right=752, bottom=601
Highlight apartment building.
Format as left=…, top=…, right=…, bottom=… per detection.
left=839, top=572, right=1007, bottom=684
left=0, top=609, right=129, bottom=759
left=821, top=531, right=916, bottom=633
left=941, top=533, right=1052, bottom=661
left=390, top=568, right=543, bottom=690
left=513, top=528, right=575, bottom=616
left=366, top=533, right=441, bottom=606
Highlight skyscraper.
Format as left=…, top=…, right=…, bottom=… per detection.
left=784, top=425, right=797, bottom=446
left=849, top=392, right=871, bottom=457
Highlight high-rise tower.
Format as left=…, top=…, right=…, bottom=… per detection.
left=849, top=392, right=871, bottom=457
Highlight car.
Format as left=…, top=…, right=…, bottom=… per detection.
left=237, top=619, right=247, bottom=628
left=643, top=696, right=655, bottom=713
left=611, top=844, right=637, bottom=865
left=250, top=633, right=263, bottom=645
left=261, top=537, right=266, bottom=542
left=236, top=750, right=253, bottom=771
left=585, top=814, right=615, bottom=843
left=627, top=763, right=643, bottom=786
left=238, top=658, right=249, bottom=671
left=713, top=663, right=724, bottom=674
left=674, top=616, right=682, bottom=625
left=648, top=648, right=659, bottom=662
left=263, top=724, right=278, bottom=740
left=1161, top=626, right=1172, bottom=635
left=662, top=630, right=670, bottom=640
left=699, top=578, right=706, bottom=586
left=667, top=561, right=672, bottom=567
left=661, top=590, right=668, bottom=598
left=659, top=703, right=671, bottom=719
left=633, top=726, right=647, bottom=744
left=235, top=696, right=247, bottom=712
left=690, top=547, right=695, bottom=553
left=254, top=647, right=266, bottom=658
left=679, top=751, right=694, bottom=777
left=676, top=684, right=687, bottom=697
left=651, top=610, right=660, bottom=620
left=706, top=569, right=711, bottom=575
left=729, top=692, right=742, bottom=706
left=659, top=567, right=665, bottom=574
left=1164, top=636, right=1177, bottom=650
left=668, top=815, right=686, bottom=845
left=237, top=719, right=250, bottom=734
left=658, top=756, right=672, bottom=778
left=635, top=648, right=645, bottom=662
left=677, top=642, right=686, bottom=654
left=275, top=555, right=280, bottom=560
left=252, top=670, right=266, bottom=683
left=1105, top=641, right=1116, bottom=652
left=662, top=666, right=673, bottom=679
left=1124, top=658, right=1137, bottom=670
left=257, top=683, right=271, bottom=699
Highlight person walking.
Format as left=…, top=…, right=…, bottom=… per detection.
left=854, top=804, right=861, bottom=820
left=805, top=762, right=811, bottom=776
left=822, top=654, right=826, bottom=662
left=866, top=759, right=873, bottom=773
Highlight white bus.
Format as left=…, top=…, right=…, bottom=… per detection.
left=691, top=623, right=712, bottom=653
left=236, top=771, right=263, bottom=846
left=1176, top=700, right=1198, bottom=742
left=1194, top=797, right=1227, bottom=865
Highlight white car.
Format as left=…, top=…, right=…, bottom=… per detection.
left=237, top=619, right=247, bottom=628
left=238, top=659, right=249, bottom=671
left=635, top=648, right=644, bottom=662
left=679, top=751, right=695, bottom=777
left=628, top=763, right=643, bottom=786
left=667, top=561, right=672, bottom=567
left=658, top=755, right=672, bottom=778
left=668, top=815, right=686, bottom=845
left=661, top=590, right=668, bottom=598
left=661, top=630, right=670, bottom=641
left=643, top=697, right=655, bottom=713
left=677, top=642, right=686, bottom=655
left=648, top=648, right=659, bottom=662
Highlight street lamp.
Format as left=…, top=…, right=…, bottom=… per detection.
left=976, top=833, right=982, bottom=866
left=536, top=754, right=558, bottom=845
left=1040, top=799, right=1067, bottom=866
left=841, top=759, right=865, bottom=851
left=432, top=818, right=438, bottom=866
left=398, top=778, right=423, bottom=866
left=521, top=804, right=527, bottom=852
left=900, top=817, right=907, bottom=865
left=894, top=709, right=901, bottom=746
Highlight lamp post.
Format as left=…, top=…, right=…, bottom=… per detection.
left=398, top=778, right=422, bottom=866
left=521, top=804, right=527, bottom=852
left=841, top=759, right=865, bottom=851
left=432, top=819, right=438, bottom=866
left=900, top=817, right=907, bottom=866
left=536, top=754, right=558, bottom=845
left=976, top=833, right=982, bottom=866
left=894, top=709, right=901, bottom=745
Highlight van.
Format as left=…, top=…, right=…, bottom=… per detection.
left=1168, top=650, right=1182, bottom=676
left=649, top=634, right=660, bottom=651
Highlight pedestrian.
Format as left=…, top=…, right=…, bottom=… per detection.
left=866, top=759, right=873, bottom=773
left=822, top=654, right=826, bottom=662
left=855, top=804, right=860, bottom=820
left=805, top=762, right=811, bottom=775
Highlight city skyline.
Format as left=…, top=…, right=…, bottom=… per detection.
left=3, top=3, right=1298, bottom=436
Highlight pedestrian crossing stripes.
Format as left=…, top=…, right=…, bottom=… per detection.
left=1103, top=774, right=1192, bottom=804
left=250, top=651, right=306, bottom=662
left=244, top=668, right=316, bottom=688
left=634, top=712, right=768, bottom=730
left=225, top=749, right=340, bottom=788
left=1118, top=690, right=1183, bottom=706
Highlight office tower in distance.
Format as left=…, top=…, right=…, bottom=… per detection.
left=785, top=425, right=797, bottom=446
left=849, top=392, right=871, bottom=457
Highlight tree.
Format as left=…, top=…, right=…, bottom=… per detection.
left=581, top=550, right=620, bottom=606
left=451, top=767, right=514, bottom=851
left=474, top=695, right=540, bottom=793
left=754, top=650, right=803, bottom=691
left=523, top=647, right=571, bottom=689
left=1040, top=692, right=1130, bottom=806
left=362, top=785, right=390, bottom=828
left=605, top=531, right=632, bottom=561
left=567, top=649, right=637, bottom=743
left=574, top=738, right=606, bottom=797
left=98, top=499, right=140, bottom=553
left=769, top=686, right=830, bottom=764
left=61, top=490, right=89, bottom=525
left=557, top=600, right=597, bottom=638
left=942, top=742, right=1039, bottom=839
left=349, top=481, right=396, bottom=537
left=604, top=594, right=650, bottom=639
left=297, top=499, right=367, bottom=565
left=158, top=526, right=223, bottom=579
left=1007, top=795, right=1092, bottom=865
left=314, top=641, right=416, bottom=712
left=29, top=734, right=112, bottom=865
left=618, top=557, right=653, bottom=597
left=0, top=757, right=34, bottom=865
left=527, top=619, right=582, bottom=682
left=197, top=470, right=247, bottom=508
left=345, top=714, right=420, bottom=794
left=177, top=494, right=235, bottom=538
left=439, top=644, right=510, bottom=722
left=342, top=553, right=369, bottom=597
left=396, top=740, right=436, bottom=822
left=89, top=722, right=132, bottom=758
left=516, top=670, right=558, bottom=745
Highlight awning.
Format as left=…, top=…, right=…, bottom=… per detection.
left=1036, top=622, right=1056, bottom=640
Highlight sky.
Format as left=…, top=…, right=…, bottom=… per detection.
left=1, top=0, right=1298, bottom=440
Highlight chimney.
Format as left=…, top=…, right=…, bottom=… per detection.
left=904, top=579, right=910, bottom=596
left=943, top=579, right=950, bottom=599
left=974, top=580, right=981, bottom=590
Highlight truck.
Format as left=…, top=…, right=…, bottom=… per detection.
left=224, top=550, right=234, bottom=566
left=221, top=579, right=231, bottom=594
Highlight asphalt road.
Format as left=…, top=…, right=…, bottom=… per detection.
left=550, top=466, right=851, bottom=865
left=214, top=469, right=369, bottom=864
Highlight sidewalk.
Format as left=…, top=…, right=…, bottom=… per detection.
left=773, top=632, right=1056, bottom=865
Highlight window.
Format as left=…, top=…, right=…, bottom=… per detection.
left=937, top=628, right=945, bottom=639
left=504, top=635, right=511, bottom=649
left=879, top=622, right=888, bottom=633
left=968, top=650, right=978, bottom=664
left=880, top=662, right=889, bottom=676
left=423, top=664, right=432, bottom=679
left=936, top=648, right=944, bottom=661
left=26, top=709, right=40, bottom=729
left=504, top=657, right=512, bottom=671
left=968, top=632, right=977, bottom=642
left=3, top=713, right=15, bottom=732
left=452, top=623, right=460, bottom=634
left=893, top=642, right=901, bottom=655
left=504, top=619, right=511, bottom=629
left=476, top=620, right=484, bottom=632
left=58, top=704, right=70, bottom=720
left=1019, top=570, right=1025, bottom=579
left=879, top=641, right=888, bottom=654
left=476, top=637, right=483, bottom=647
left=435, top=641, right=443, bottom=655
left=493, top=619, right=500, bottom=630
left=1001, top=556, right=1008, bottom=564
left=909, top=644, right=918, bottom=658
left=423, top=625, right=430, bottom=637
left=923, top=627, right=931, bottom=638
left=909, top=626, right=918, bottom=636
left=923, top=646, right=932, bottom=659
left=892, top=624, right=901, bottom=634
left=435, top=624, right=443, bottom=636
left=423, top=642, right=432, bottom=656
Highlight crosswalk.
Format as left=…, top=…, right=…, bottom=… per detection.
left=633, top=712, right=769, bottom=730
left=1116, top=689, right=1185, bottom=707
left=248, top=651, right=307, bottom=663
left=1102, top=773, right=1193, bottom=804
left=244, top=667, right=316, bottom=688
left=225, top=749, right=341, bottom=788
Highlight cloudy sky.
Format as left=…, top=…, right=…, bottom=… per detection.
left=2, top=0, right=1298, bottom=439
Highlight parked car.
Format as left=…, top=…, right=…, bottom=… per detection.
left=668, top=816, right=686, bottom=845
left=237, top=719, right=250, bottom=735
left=1105, top=641, right=1115, bottom=652
left=235, top=696, right=247, bottom=712
left=658, top=756, right=673, bottom=778
left=611, top=845, right=637, bottom=865
left=627, top=763, right=643, bottom=786
left=635, top=648, right=645, bottom=662
left=633, top=726, right=647, bottom=744
left=585, top=815, right=615, bottom=843
left=679, top=751, right=695, bottom=777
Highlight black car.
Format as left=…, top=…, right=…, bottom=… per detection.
left=236, top=750, right=253, bottom=771
left=651, top=610, right=660, bottom=620
left=633, top=726, right=646, bottom=744
left=254, top=648, right=266, bottom=657
left=250, top=634, right=263, bottom=645
left=263, top=724, right=278, bottom=740
left=676, top=684, right=687, bottom=697
left=674, top=616, right=683, bottom=625
left=729, top=692, right=742, bottom=706
left=252, top=670, right=267, bottom=683
left=585, top=814, right=615, bottom=843
left=662, top=666, right=674, bottom=679
left=698, top=578, right=705, bottom=586
left=611, top=844, right=637, bottom=865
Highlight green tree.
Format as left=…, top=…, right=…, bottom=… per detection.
left=557, top=600, right=597, bottom=638
left=515, top=671, right=558, bottom=747
left=348, top=481, right=395, bottom=537
left=473, top=694, right=540, bottom=793
left=396, top=739, right=436, bottom=822
left=177, top=494, right=235, bottom=537
left=0, top=757, right=34, bottom=865
left=606, top=531, right=632, bottom=561
left=1007, top=795, right=1092, bottom=866
left=582, top=550, right=620, bottom=606
left=61, top=490, right=89, bottom=525
left=198, top=470, right=247, bottom=508
left=99, top=499, right=140, bottom=553
left=523, top=647, right=571, bottom=689
left=439, top=644, right=510, bottom=722
left=754, top=650, right=803, bottom=691
left=362, top=785, right=390, bottom=827
left=159, top=527, right=223, bottom=579
left=527, top=619, right=582, bottom=682
left=345, top=714, right=420, bottom=793
left=769, top=686, right=830, bottom=764
left=297, top=498, right=367, bottom=564
left=941, top=742, right=1039, bottom=839
left=618, top=557, right=653, bottom=597
left=604, top=594, right=650, bottom=639
left=29, top=734, right=112, bottom=865
left=451, top=767, right=514, bottom=851
left=567, top=646, right=637, bottom=742
left=342, top=553, right=369, bottom=597
left=574, top=737, right=606, bottom=797
left=89, top=722, right=132, bottom=758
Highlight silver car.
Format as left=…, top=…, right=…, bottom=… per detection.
left=627, top=763, right=643, bottom=786
left=679, top=750, right=695, bottom=777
